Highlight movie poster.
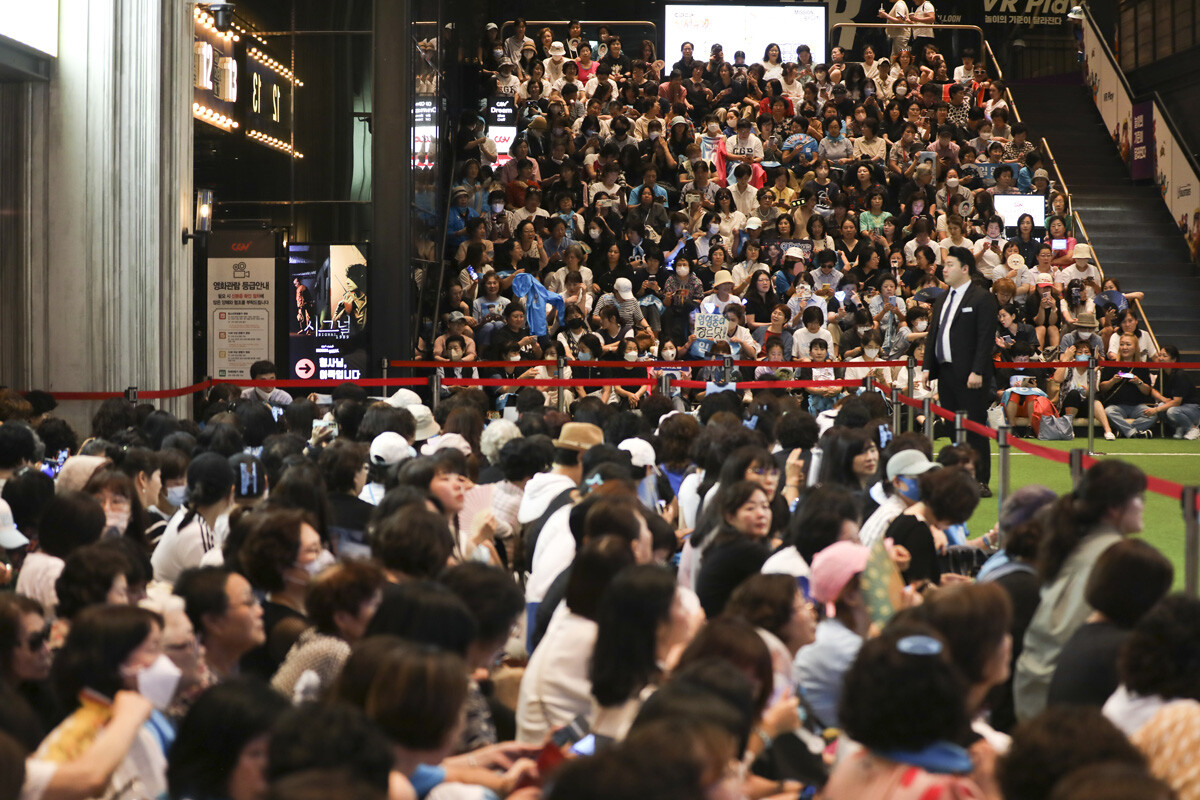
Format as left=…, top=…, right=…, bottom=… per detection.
left=288, top=243, right=370, bottom=380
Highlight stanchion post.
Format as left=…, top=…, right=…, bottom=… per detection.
left=723, top=354, right=734, bottom=385
left=890, top=387, right=901, bottom=432
left=658, top=370, right=672, bottom=398
left=556, top=353, right=568, bottom=413
left=1068, top=449, right=1085, bottom=485
left=124, top=387, right=138, bottom=403
left=862, top=375, right=874, bottom=396
left=906, top=356, right=916, bottom=432
left=1086, top=356, right=1097, bottom=455
left=997, top=425, right=1011, bottom=509
left=380, top=357, right=390, bottom=382
left=922, top=397, right=933, bottom=440
left=429, top=372, right=441, bottom=413
left=954, top=411, right=967, bottom=445
left=1184, top=487, right=1199, bottom=597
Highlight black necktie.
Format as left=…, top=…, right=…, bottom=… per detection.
left=936, top=288, right=956, bottom=362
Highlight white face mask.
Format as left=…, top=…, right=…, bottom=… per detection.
left=661, top=348, right=676, bottom=360
left=916, top=320, right=928, bottom=331
left=857, top=326, right=871, bottom=335
left=624, top=350, right=639, bottom=361
left=304, top=549, right=336, bottom=577
left=945, top=177, right=959, bottom=188
left=677, top=267, right=690, bottom=278
left=709, top=224, right=720, bottom=234
left=492, top=202, right=504, bottom=213
left=104, top=510, right=130, bottom=535
left=589, top=229, right=601, bottom=239
left=166, top=485, right=188, bottom=507
left=707, top=122, right=719, bottom=134
left=649, top=131, right=660, bottom=140
left=864, top=347, right=880, bottom=358
left=132, top=654, right=183, bottom=710
left=896, top=85, right=907, bottom=96
left=508, top=354, right=521, bottom=362
left=979, top=131, right=992, bottom=141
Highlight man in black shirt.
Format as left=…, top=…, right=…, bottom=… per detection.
left=1149, top=345, right=1200, bottom=439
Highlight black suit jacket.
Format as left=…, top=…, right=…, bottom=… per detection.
left=923, top=281, right=998, bottom=380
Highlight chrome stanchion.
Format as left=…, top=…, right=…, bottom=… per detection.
left=997, top=424, right=1011, bottom=509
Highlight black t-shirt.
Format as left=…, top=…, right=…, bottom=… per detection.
left=1161, top=369, right=1200, bottom=405
left=1100, top=366, right=1152, bottom=406
left=1047, top=620, right=1129, bottom=708
left=632, top=267, right=670, bottom=299
left=696, top=536, right=770, bottom=618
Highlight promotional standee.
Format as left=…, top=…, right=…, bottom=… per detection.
left=288, top=244, right=371, bottom=381
left=207, top=230, right=276, bottom=380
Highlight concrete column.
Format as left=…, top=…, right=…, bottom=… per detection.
left=0, top=0, right=193, bottom=429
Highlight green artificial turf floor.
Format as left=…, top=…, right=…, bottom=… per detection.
left=952, top=436, right=1200, bottom=589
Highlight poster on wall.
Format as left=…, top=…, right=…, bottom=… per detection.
left=1155, top=104, right=1200, bottom=265
left=207, top=230, right=276, bottom=380
left=1130, top=100, right=1154, bottom=181
left=288, top=243, right=370, bottom=380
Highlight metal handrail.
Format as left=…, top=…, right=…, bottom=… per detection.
left=982, top=40, right=1020, bottom=125
left=1042, top=134, right=1162, bottom=352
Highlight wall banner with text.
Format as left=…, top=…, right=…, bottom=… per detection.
left=207, top=229, right=276, bottom=380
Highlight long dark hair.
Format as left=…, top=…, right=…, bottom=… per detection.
left=1039, top=461, right=1146, bottom=582
left=591, top=564, right=677, bottom=707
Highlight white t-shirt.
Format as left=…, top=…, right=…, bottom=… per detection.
left=888, top=1, right=910, bottom=38
left=725, top=133, right=764, bottom=161
left=151, top=508, right=219, bottom=583
left=910, top=0, right=935, bottom=38
left=792, top=327, right=835, bottom=359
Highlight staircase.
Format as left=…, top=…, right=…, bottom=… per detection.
left=1010, top=76, right=1200, bottom=358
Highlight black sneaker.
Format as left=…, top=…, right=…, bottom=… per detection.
left=978, top=483, right=993, bottom=498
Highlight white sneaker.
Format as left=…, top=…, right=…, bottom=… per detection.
left=1186, top=426, right=1200, bottom=441
left=1104, top=431, right=1116, bottom=440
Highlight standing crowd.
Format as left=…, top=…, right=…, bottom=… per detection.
left=0, top=338, right=1194, bottom=800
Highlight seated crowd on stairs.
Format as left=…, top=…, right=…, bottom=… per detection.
left=445, top=25, right=1199, bottom=439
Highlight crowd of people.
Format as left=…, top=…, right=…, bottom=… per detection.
left=0, top=334, right=1195, bottom=800
left=440, top=21, right=1198, bottom=441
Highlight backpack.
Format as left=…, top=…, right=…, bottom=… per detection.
left=1029, top=395, right=1059, bottom=437
left=1037, top=415, right=1075, bottom=441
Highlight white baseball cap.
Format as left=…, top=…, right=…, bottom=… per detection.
left=619, top=438, right=658, bottom=471
left=0, top=499, right=28, bottom=550
left=370, top=432, right=414, bottom=467
left=885, top=449, right=941, bottom=481
left=408, top=404, right=441, bottom=441
left=386, top=388, right=422, bottom=409
left=615, top=277, right=634, bottom=301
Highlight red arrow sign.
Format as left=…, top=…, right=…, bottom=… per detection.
left=295, top=359, right=315, bottom=379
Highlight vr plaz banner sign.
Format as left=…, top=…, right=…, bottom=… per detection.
left=207, top=230, right=276, bottom=380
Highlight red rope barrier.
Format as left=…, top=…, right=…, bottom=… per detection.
left=673, top=379, right=864, bottom=390
left=443, top=378, right=655, bottom=387
left=962, top=419, right=999, bottom=440
left=1007, top=436, right=1073, bottom=464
